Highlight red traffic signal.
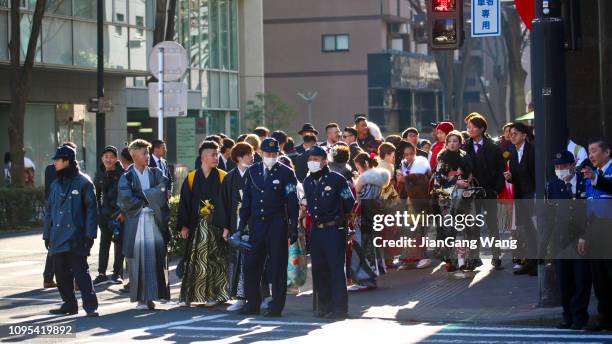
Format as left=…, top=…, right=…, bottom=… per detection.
left=432, top=0, right=457, bottom=12
left=428, top=0, right=464, bottom=50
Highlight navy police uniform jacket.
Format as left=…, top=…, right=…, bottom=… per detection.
left=43, top=167, right=98, bottom=256
left=239, top=161, right=299, bottom=232
left=545, top=174, right=587, bottom=256
left=303, top=168, right=355, bottom=226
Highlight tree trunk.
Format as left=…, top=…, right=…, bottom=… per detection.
left=8, top=0, right=47, bottom=188
left=154, top=0, right=168, bottom=46
left=433, top=51, right=455, bottom=122
left=165, top=0, right=178, bottom=41
left=456, top=37, right=476, bottom=122
left=503, top=4, right=528, bottom=118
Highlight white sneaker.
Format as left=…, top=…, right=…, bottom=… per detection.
left=226, top=299, right=246, bottom=311
left=416, top=259, right=432, bottom=269
left=147, top=301, right=155, bottom=310
left=204, top=300, right=219, bottom=307
left=260, top=296, right=272, bottom=309
left=347, top=284, right=367, bottom=292
left=135, top=303, right=148, bottom=310
left=513, top=263, right=523, bottom=270
left=453, top=271, right=470, bottom=279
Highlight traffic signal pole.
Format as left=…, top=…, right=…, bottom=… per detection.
left=531, top=0, right=567, bottom=307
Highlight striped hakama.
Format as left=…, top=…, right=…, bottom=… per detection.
left=128, top=207, right=169, bottom=303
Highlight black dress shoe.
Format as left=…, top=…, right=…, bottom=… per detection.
left=86, top=311, right=99, bottom=317
left=324, top=312, right=348, bottom=320
left=314, top=310, right=327, bottom=318
left=571, top=323, right=586, bottom=330
left=49, top=307, right=78, bottom=315
left=527, top=267, right=538, bottom=276
left=556, top=322, right=572, bottom=329
left=238, top=307, right=260, bottom=316
left=263, top=309, right=282, bottom=317
left=586, top=322, right=612, bottom=332
left=514, top=265, right=537, bottom=276
left=491, top=258, right=504, bottom=270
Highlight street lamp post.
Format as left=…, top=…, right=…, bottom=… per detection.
left=96, top=0, right=105, bottom=159
left=297, top=91, right=318, bottom=124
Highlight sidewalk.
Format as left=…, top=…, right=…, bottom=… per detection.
left=284, top=258, right=583, bottom=327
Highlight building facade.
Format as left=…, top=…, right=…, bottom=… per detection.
left=263, top=0, right=443, bottom=135
left=0, top=0, right=264, bottom=184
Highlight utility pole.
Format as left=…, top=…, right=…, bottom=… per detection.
left=96, top=0, right=105, bottom=158
left=297, top=91, right=318, bottom=124
left=531, top=0, right=566, bottom=307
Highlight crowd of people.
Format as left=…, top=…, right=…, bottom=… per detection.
left=40, top=112, right=612, bottom=330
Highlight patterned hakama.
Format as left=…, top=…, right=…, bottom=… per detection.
left=179, top=214, right=229, bottom=304
left=128, top=207, right=169, bottom=302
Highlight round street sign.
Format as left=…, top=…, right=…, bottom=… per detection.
left=148, top=41, right=188, bottom=82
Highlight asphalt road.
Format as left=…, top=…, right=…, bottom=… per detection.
left=1, top=230, right=611, bottom=343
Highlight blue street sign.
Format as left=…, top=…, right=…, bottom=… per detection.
left=472, top=0, right=501, bottom=37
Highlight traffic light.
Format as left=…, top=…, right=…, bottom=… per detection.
left=428, top=0, right=464, bottom=50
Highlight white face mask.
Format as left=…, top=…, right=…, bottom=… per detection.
left=263, top=157, right=277, bottom=169
left=555, top=169, right=572, bottom=181
left=307, top=161, right=322, bottom=173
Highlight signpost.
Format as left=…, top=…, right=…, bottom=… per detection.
left=87, top=97, right=113, bottom=113
left=471, top=0, right=501, bottom=37
left=148, top=41, right=188, bottom=140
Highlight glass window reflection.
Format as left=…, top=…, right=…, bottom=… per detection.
left=42, top=18, right=72, bottom=65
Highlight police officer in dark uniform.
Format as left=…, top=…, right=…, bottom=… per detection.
left=238, top=138, right=299, bottom=317
left=546, top=151, right=591, bottom=330
left=43, top=145, right=99, bottom=317
left=303, top=146, right=355, bottom=319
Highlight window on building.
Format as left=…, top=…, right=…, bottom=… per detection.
left=199, top=1, right=209, bottom=69
left=73, top=0, right=96, bottom=19
left=105, top=25, right=128, bottom=69
left=129, top=0, right=145, bottom=26
left=20, top=14, right=41, bottom=62
left=129, top=27, right=148, bottom=70
left=46, top=0, right=71, bottom=16
left=73, top=21, right=96, bottom=66
left=0, top=11, right=7, bottom=60
left=322, top=34, right=349, bottom=52
left=42, top=18, right=72, bottom=65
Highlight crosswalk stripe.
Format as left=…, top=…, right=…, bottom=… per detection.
left=430, top=331, right=612, bottom=339
left=170, top=325, right=295, bottom=332
left=448, top=325, right=600, bottom=333
left=421, top=340, right=602, bottom=344
left=8, top=268, right=44, bottom=277
left=213, top=319, right=327, bottom=326
left=0, top=261, right=41, bottom=268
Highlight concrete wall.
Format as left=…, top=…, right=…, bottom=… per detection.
left=266, top=74, right=368, bottom=134
left=263, top=0, right=400, bottom=133
left=239, top=0, right=265, bottom=131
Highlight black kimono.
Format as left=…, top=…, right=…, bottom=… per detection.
left=213, top=167, right=248, bottom=299
left=177, top=167, right=229, bottom=304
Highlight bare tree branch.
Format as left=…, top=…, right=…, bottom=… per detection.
left=407, top=0, right=424, bottom=15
